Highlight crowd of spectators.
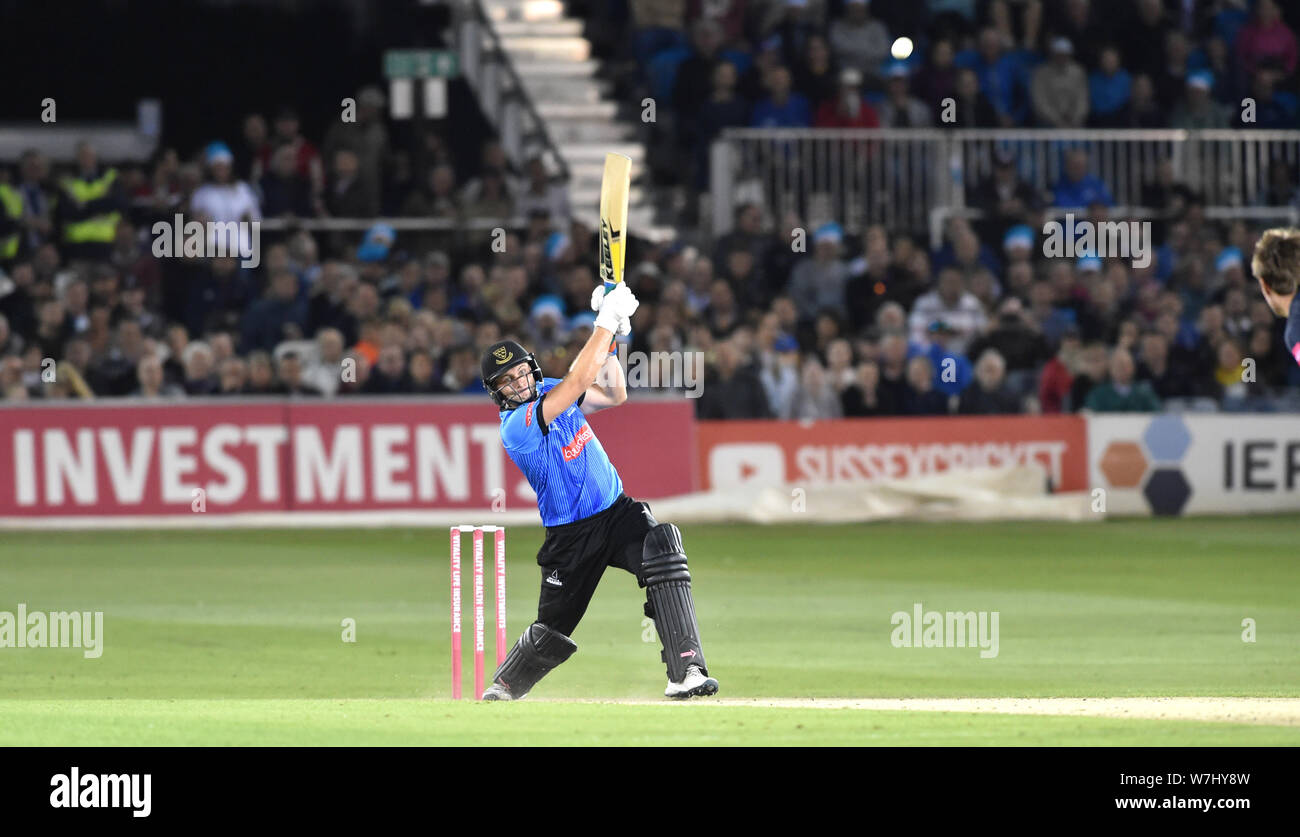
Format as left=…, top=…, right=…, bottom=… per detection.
left=683, top=200, right=1298, bottom=418
left=619, top=0, right=1300, bottom=188
left=0, top=124, right=1294, bottom=417
left=1, top=1, right=1299, bottom=417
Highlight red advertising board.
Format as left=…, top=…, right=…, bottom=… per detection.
left=0, top=398, right=696, bottom=517
left=697, top=415, right=1088, bottom=492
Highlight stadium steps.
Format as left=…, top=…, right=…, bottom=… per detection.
left=486, top=0, right=566, bottom=23
left=535, top=101, right=618, bottom=120
left=499, top=36, right=590, bottom=61
left=509, top=59, right=600, bottom=77
left=525, top=77, right=610, bottom=104
left=494, top=20, right=583, bottom=37
left=562, top=142, right=645, bottom=164
left=480, top=0, right=672, bottom=242
left=549, top=119, right=636, bottom=143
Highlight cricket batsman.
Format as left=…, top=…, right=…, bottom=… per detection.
left=476, top=282, right=718, bottom=701
left=1252, top=228, right=1300, bottom=367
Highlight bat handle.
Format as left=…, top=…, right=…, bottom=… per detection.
left=602, top=281, right=619, bottom=349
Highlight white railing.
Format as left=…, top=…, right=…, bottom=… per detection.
left=710, top=129, right=1300, bottom=239
left=926, top=205, right=1300, bottom=250
left=456, top=0, right=569, bottom=181
left=255, top=217, right=527, bottom=233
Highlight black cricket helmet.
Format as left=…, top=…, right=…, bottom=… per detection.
left=481, top=339, right=542, bottom=410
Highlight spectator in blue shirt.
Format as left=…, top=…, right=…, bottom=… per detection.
left=910, top=321, right=973, bottom=396
left=241, top=269, right=308, bottom=352
left=1088, top=46, right=1131, bottom=127
left=954, top=27, right=1030, bottom=125
left=1244, top=68, right=1297, bottom=130
left=751, top=66, right=812, bottom=128
left=1053, top=149, right=1115, bottom=208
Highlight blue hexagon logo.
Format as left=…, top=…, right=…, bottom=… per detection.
left=1143, top=414, right=1192, bottom=463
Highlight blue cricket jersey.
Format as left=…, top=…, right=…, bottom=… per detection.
left=500, top=378, right=623, bottom=526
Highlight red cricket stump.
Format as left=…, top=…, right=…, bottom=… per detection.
left=495, top=526, right=507, bottom=668
left=449, top=527, right=462, bottom=701
left=473, top=526, right=486, bottom=700
left=449, top=524, right=506, bottom=700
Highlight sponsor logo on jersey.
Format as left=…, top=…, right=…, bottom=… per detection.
left=562, top=423, right=594, bottom=461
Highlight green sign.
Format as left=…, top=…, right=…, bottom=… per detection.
left=384, top=50, right=459, bottom=79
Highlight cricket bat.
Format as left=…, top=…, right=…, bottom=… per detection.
left=598, top=152, right=632, bottom=295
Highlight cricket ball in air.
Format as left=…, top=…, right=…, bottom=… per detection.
left=891, top=37, right=913, bottom=60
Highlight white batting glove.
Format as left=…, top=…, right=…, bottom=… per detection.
left=617, top=316, right=632, bottom=336
left=594, top=284, right=638, bottom=334
left=590, top=284, right=605, bottom=313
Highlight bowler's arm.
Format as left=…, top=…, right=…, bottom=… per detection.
left=581, top=353, right=627, bottom=413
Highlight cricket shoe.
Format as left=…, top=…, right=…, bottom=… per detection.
left=481, top=683, right=523, bottom=701
left=665, top=665, right=719, bottom=700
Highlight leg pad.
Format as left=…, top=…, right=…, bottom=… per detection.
left=642, top=523, right=707, bottom=682
left=491, top=622, right=577, bottom=698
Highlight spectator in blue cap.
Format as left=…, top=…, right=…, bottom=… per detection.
left=1171, top=71, right=1229, bottom=128
left=1002, top=224, right=1035, bottom=266
left=1215, top=246, right=1246, bottom=289
left=530, top=294, right=565, bottom=321
left=527, top=294, right=567, bottom=353
left=356, top=223, right=395, bottom=263
left=567, top=311, right=598, bottom=341
left=189, top=142, right=258, bottom=222
left=877, top=63, right=933, bottom=128
left=785, top=222, right=848, bottom=321
left=190, top=140, right=261, bottom=256
left=760, top=333, right=801, bottom=418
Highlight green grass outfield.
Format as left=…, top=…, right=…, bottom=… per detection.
left=1, top=516, right=1298, bottom=745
